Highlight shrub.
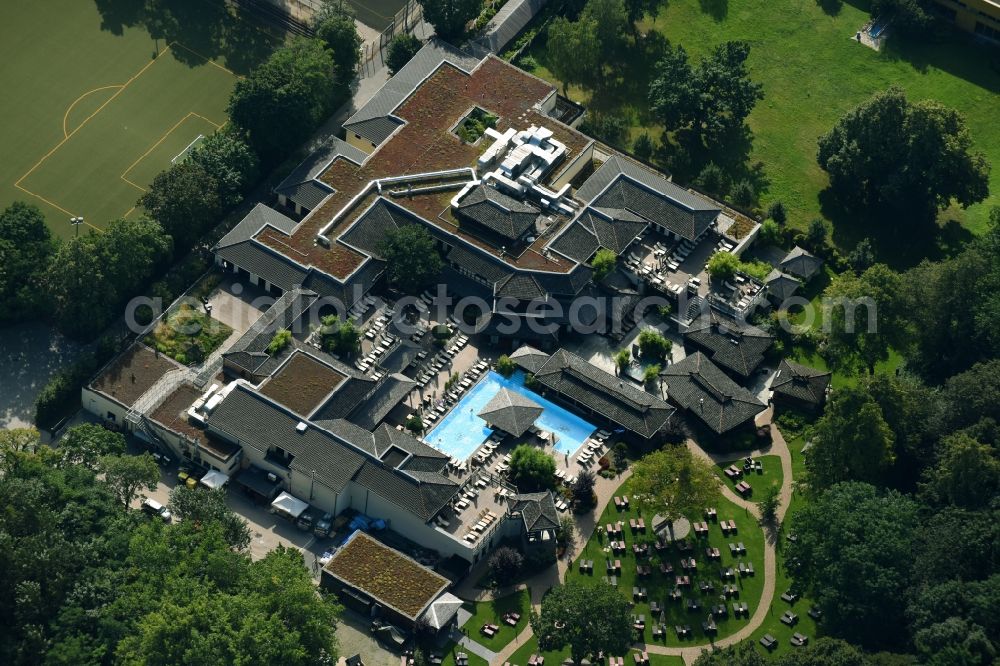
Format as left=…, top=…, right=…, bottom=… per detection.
left=695, top=162, right=727, bottom=196
left=496, top=354, right=516, bottom=377
left=706, top=251, right=741, bottom=280
left=572, top=470, right=596, bottom=508
left=488, top=546, right=524, bottom=586
left=759, top=218, right=782, bottom=246
left=386, top=33, right=422, bottom=76
left=508, top=444, right=556, bottom=491
left=580, top=113, right=628, bottom=147
left=730, top=179, right=755, bottom=208
left=642, top=364, right=661, bottom=385
left=766, top=200, right=787, bottom=225
left=591, top=248, right=617, bottom=282
left=632, top=133, right=654, bottom=161
left=267, top=328, right=292, bottom=355
left=637, top=329, right=671, bottom=361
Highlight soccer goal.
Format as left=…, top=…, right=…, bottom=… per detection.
left=171, top=134, right=205, bottom=164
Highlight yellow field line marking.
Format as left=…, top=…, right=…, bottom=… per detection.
left=121, top=112, right=197, bottom=182
left=15, top=43, right=176, bottom=192
left=123, top=206, right=138, bottom=219
left=189, top=112, right=225, bottom=129
left=14, top=183, right=101, bottom=231
left=172, top=42, right=240, bottom=77
left=63, top=84, right=125, bottom=138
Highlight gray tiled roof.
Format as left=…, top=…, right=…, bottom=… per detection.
left=548, top=217, right=599, bottom=262
left=272, top=137, right=365, bottom=211
left=455, top=185, right=539, bottom=241
left=341, top=198, right=416, bottom=255
left=343, top=39, right=481, bottom=146
left=662, top=352, right=766, bottom=435
left=348, top=374, right=417, bottom=430
left=771, top=359, right=830, bottom=406
left=765, top=269, right=802, bottom=302
left=510, top=345, right=553, bottom=374
left=223, top=289, right=318, bottom=379
left=495, top=273, right=546, bottom=301
left=580, top=207, right=648, bottom=254
left=215, top=241, right=308, bottom=291
left=215, top=203, right=298, bottom=249
left=511, top=491, right=560, bottom=532
left=209, top=386, right=457, bottom=521
left=478, top=387, right=543, bottom=436
left=533, top=349, right=675, bottom=439
left=208, top=384, right=365, bottom=493
left=575, top=156, right=719, bottom=241
left=683, top=317, right=773, bottom=378
left=780, top=246, right=823, bottom=280
left=446, top=244, right=513, bottom=285
left=479, top=0, right=549, bottom=53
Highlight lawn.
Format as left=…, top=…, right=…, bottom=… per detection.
left=748, top=431, right=821, bottom=658
left=461, top=588, right=532, bottom=651
left=438, top=641, right=489, bottom=666
left=566, top=478, right=766, bottom=647
left=146, top=303, right=233, bottom=365
left=0, top=0, right=279, bottom=238
left=713, top=455, right=783, bottom=497
left=519, top=0, right=1000, bottom=243
left=508, top=637, right=685, bottom=666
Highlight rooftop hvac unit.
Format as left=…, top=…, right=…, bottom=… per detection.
left=296, top=421, right=308, bottom=433
left=267, top=472, right=278, bottom=483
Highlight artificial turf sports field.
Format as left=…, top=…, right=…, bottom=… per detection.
left=0, top=1, right=279, bottom=239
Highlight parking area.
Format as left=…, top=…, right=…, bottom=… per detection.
left=205, top=274, right=269, bottom=339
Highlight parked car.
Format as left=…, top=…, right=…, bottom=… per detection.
left=314, top=513, right=333, bottom=537
left=141, top=498, right=172, bottom=523
left=296, top=510, right=315, bottom=531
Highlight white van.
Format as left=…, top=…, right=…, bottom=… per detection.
left=141, top=498, right=172, bottom=523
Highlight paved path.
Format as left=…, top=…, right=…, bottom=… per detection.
left=480, top=409, right=795, bottom=666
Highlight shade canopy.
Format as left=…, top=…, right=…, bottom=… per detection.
left=270, top=491, right=308, bottom=519
left=477, top=387, right=543, bottom=436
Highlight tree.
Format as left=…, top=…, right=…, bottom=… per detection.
left=572, top=469, right=596, bottom=508
left=613, top=348, right=631, bottom=374
left=47, top=218, right=171, bottom=339
left=642, top=363, right=661, bottom=385
left=758, top=484, right=780, bottom=527
left=730, top=179, right=755, bottom=208
left=706, top=251, right=740, bottom=280
left=140, top=160, right=222, bottom=248
left=869, top=0, right=936, bottom=36
left=693, top=642, right=766, bottom=666
left=557, top=514, right=576, bottom=548
left=228, top=37, right=339, bottom=165
left=57, top=424, right=125, bottom=470
left=758, top=219, right=781, bottom=246
left=591, top=248, right=617, bottom=281
left=806, top=387, right=895, bottom=490
left=532, top=581, right=633, bottom=664
left=99, top=453, right=159, bottom=509
left=495, top=354, right=516, bottom=377
left=848, top=237, right=876, bottom=274
left=545, top=15, right=600, bottom=93
left=378, top=225, right=444, bottom=294
left=508, top=444, right=557, bottom=492
left=823, top=264, right=907, bottom=375
left=320, top=315, right=360, bottom=356
left=0, top=201, right=54, bottom=322
left=623, top=0, right=659, bottom=34
left=612, top=442, right=628, bottom=471
left=774, top=637, right=873, bottom=666
left=190, top=130, right=260, bottom=207
left=417, top=0, right=480, bottom=40
left=907, top=576, right=1000, bottom=665
left=268, top=328, right=292, bottom=355
left=920, top=433, right=1000, bottom=510
left=817, top=86, right=989, bottom=222
left=386, top=33, right=422, bottom=76
left=766, top=200, right=787, bottom=225
left=313, top=4, right=361, bottom=84
left=632, top=133, right=654, bottom=161
left=630, top=446, right=720, bottom=532
left=580, top=0, right=628, bottom=57
left=406, top=414, right=425, bottom=434
left=786, top=482, right=919, bottom=649
left=637, top=328, right=671, bottom=360
left=168, top=485, right=252, bottom=550
left=649, top=41, right=763, bottom=146
left=488, top=546, right=524, bottom=586
left=805, top=218, right=827, bottom=249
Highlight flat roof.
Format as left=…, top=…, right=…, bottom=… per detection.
left=324, top=531, right=449, bottom=620
left=90, top=344, right=179, bottom=408
left=255, top=55, right=590, bottom=279
left=259, top=351, right=346, bottom=417
left=150, top=383, right=241, bottom=461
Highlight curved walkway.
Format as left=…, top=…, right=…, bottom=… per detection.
left=482, top=410, right=794, bottom=666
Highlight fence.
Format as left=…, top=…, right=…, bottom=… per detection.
left=358, top=0, right=425, bottom=76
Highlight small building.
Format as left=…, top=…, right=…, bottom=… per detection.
left=764, top=269, right=802, bottom=307
left=509, top=491, right=560, bottom=554
left=321, top=531, right=455, bottom=633
left=661, top=352, right=767, bottom=435
left=770, top=359, right=831, bottom=411
left=930, top=0, right=1000, bottom=42
left=779, top=246, right=823, bottom=282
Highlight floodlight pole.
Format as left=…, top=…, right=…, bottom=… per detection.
left=70, top=216, right=84, bottom=238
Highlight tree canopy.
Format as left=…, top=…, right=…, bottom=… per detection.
left=591, top=248, right=617, bottom=281
left=649, top=40, right=763, bottom=147
left=386, top=33, right=422, bottom=76
left=0, top=201, right=54, bottom=322
left=313, top=2, right=361, bottom=84
left=532, top=581, right=633, bottom=664
left=507, top=444, right=557, bottom=492
left=0, top=428, right=340, bottom=664
left=378, top=224, right=444, bottom=294
left=139, top=160, right=222, bottom=249
left=637, top=328, right=671, bottom=361
left=630, top=446, right=720, bottom=530
left=817, top=86, right=989, bottom=223
left=189, top=129, right=260, bottom=208
left=228, top=37, right=340, bottom=165
left=786, top=482, right=919, bottom=649
left=417, top=0, right=480, bottom=40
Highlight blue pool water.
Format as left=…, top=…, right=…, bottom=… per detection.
left=426, top=371, right=596, bottom=461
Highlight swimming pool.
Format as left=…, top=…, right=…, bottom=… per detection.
left=426, top=371, right=596, bottom=461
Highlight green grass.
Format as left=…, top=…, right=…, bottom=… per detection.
left=508, top=637, right=685, bottom=666
left=567, top=478, right=766, bottom=647
left=146, top=303, right=233, bottom=365
left=438, top=641, right=489, bottom=666
left=0, top=0, right=279, bottom=238
left=461, top=588, right=532, bottom=651
left=748, top=433, right=820, bottom=658
left=713, top=455, right=783, bottom=497
left=522, top=0, right=1000, bottom=243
